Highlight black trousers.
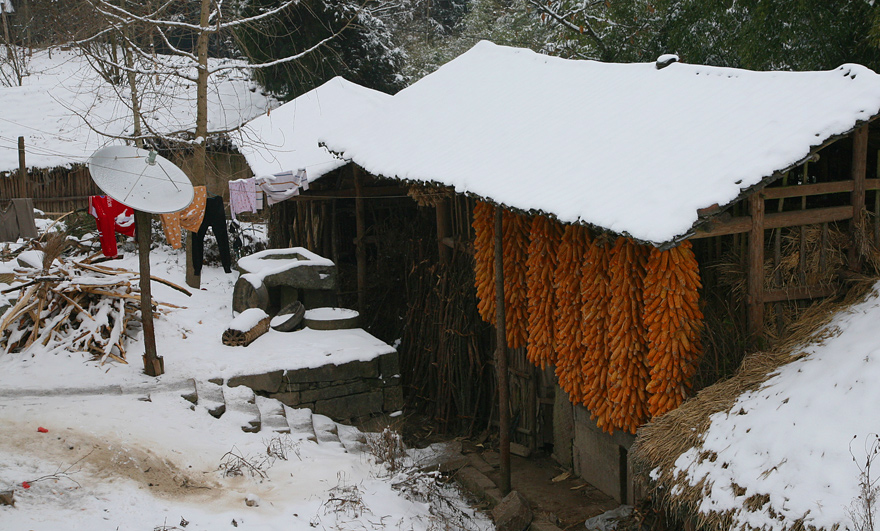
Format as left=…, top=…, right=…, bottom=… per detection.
left=192, top=195, right=232, bottom=275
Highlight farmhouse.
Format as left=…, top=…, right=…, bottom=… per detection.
left=307, top=40, right=880, bottom=504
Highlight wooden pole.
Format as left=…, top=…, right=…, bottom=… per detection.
left=849, top=125, right=869, bottom=272
left=17, top=136, right=25, bottom=197
left=137, top=210, right=164, bottom=376
left=747, top=193, right=765, bottom=342
left=436, top=198, right=452, bottom=264
left=494, top=205, right=511, bottom=495
left=354, top=166, right=366, bottom=314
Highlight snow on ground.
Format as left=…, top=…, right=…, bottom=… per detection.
left=670, top=284, right=880, bottom=531
left=0, top=233, right=490, bottom=531
left=0, top=47, right=275, bottom=172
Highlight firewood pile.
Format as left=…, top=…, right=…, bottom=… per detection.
left=0, top=236, right=187, bottom=363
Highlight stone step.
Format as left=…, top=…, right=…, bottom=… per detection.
left=195, top=380, right=227, bottom=418
left=222, top=385, right=261, bottom=433
left=336, top=423, right=368, bottom=454
left=312, top=413, right=344, bottom=449
left=283, top=405, right=318, bottom=442
left=255, top=396, right=290, bottom=434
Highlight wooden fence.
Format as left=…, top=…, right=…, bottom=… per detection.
left=1, top=164, right=100, bottom=215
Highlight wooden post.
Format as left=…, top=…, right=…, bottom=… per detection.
left=354, top=166, right=366, bottom=314
left=849, top=125, right=869, bottom=272
left=874, top=149, right=880, bottom=248
left=436, top=198, right=451, bottom=263
left=137, top=210, right=164, bottom=377
left=494, top=205, right=511, bottom=495
left=17, top=136, right=25, bottom=198
left=747, top=193, right=765, bottom=341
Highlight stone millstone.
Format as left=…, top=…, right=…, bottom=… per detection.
left=232, top=277, right=269, bottom=314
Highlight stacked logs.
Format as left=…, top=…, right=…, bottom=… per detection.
left=502, top=211, right=530, bottom=348
left=643, top=240, right=703, bottom=417
left=580, top=238, right=613, bottom=431
left=606, top=237, right=651, bottom=434
left=472, top=201, right=496, bottom=324
left=553, top=225, right=590, bottom=402
left=526, top=215, right=563, bottom=368
left=470, top=203, right=704, bottom=433
left=0, top=260, right=184, bottom=362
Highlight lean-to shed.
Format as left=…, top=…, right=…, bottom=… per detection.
left=315, top=41, right=880, bottom=502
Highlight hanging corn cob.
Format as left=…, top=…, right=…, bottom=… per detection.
left=503, top=211, right=530, bottom=348
left=606, top=237, right=651, bottom=434
left=554, top=224, right=591, bottom=403
left=526, top=215, right=563, bottom=368
left=580, top=237, right=613, bottom=431
left=472, top=201, right=495, bottom=324
left=643, top=240, right=703, bottom=417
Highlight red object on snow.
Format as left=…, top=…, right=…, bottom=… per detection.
left=37, top=427, right=48, bottom=433
left=22, top=482, right=30, bottom=489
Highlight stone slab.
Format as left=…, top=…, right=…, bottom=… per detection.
left=228, top=371, right=283, bottom=394
left=284, top=359, right=379, bottom=384
left=299, top=380, right=371, bottom=403
left=491, top=491, right=533, bottom=531
left=315, top=390, right=383, bottom=421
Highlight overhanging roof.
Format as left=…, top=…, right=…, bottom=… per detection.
left=320, top=41, right=880, bottom=245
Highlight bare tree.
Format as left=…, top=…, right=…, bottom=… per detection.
left=70, top=0, right=347, bottom=286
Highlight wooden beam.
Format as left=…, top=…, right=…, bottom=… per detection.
left=284, top=185, right=408, bottom=201
left=747, top=194, right=765, bottom=341
left=849, top=125, right=869, bottom=272
left=763, top=284, right=838, bottom=303
left=761, top=180, right=854, bottom=200
left=353, top=166, right=367, bottom=314
left=691, top=206, right=853, bottom=239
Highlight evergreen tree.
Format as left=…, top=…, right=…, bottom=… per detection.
left=235, top=0, right=405, bottom=100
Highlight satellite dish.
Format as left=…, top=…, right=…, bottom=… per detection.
left=87, top=145, right=194, bottom=214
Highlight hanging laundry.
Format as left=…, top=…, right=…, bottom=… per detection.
left=159, top=186, right=207, bottom=249
left=192, top=195, right=232, bottom=276
left=0, top=198, right=38, bottom=242
left=88, top=196, right=135, bottom=258
left=228, top=178, right=257, bottom=220
left=256, top=168, right=309, bottom=206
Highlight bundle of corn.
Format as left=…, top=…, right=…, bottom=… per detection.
left=554, top=224, right=591, bottom=402
left=0, top=251, right=186, bottom=362
left=580, top=237, right=613, bottom=430
left=526, top=215, right=563, bottom=368
left=606, top=237, right=650, bottom=434
left=502, top=210, right=530, bottom=348
left=472, top=201, right=496, bottom=324
left=643, top=240, right=703, bottom=417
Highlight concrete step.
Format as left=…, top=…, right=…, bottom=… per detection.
left=255, top=396, right=290, bottom=434
left=194, top=380, right=227, bottom=418
left=222, top=385, right=261, bottom=433
left=336, top=423, right=368, bottom=454
left=283, top=405, right=318, bottom=442
left=312, top=413, right=344, bottom=449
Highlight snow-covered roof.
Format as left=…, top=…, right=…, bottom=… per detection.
left=320, top=41, right=880, bottom=245
left=0, top=48, right=273, bottom=172
left=233, top=77, right=390, bottom=183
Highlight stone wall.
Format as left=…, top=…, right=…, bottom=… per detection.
left=226, top=351, right=403, bottom=423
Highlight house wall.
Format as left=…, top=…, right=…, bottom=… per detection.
left=554, top=383, right=641, bottom=504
